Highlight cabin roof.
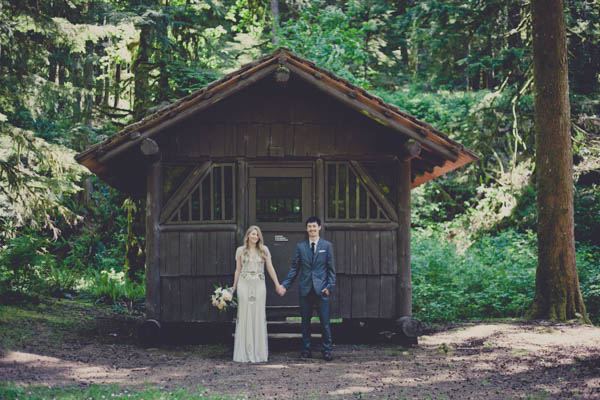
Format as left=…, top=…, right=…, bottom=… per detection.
left=76, top=48, right=477, bottom=194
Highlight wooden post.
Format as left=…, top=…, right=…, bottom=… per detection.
left=145, top=159, right=162, bottom=320
left=396, top=159, right=411, bottom=317
left=236, top=160, right=247, bottom=246
left=315, top=158, right=325, bottom=229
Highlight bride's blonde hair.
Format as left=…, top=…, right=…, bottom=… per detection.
left=243, top=225, right=268, bottom=260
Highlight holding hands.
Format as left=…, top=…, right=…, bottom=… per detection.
left=276, top=285, right=287, bottom=297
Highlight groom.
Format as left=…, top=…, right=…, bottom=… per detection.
left=278, top=216, right=336, bottom=361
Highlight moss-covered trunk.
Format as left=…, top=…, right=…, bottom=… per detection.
left=530, top=0, right=589, bottom=323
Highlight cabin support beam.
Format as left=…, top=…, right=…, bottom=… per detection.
left=145, top=159, right=162, bottom=320
left=396, top=159, right=411, bottom=318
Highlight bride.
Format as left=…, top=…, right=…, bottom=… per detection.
left=231, top=225, right=282, bottom=363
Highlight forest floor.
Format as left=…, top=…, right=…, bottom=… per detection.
left=1, top=297, right=599, bottom=399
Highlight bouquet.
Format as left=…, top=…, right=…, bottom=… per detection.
left=211, top=285, right=236, bottom=311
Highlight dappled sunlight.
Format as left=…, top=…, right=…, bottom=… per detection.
left=328, top=385, right=374, bottom=395
left=258, top=363, right=289, bottom=369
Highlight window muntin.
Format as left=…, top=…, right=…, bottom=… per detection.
left=326, top=162, right=390, bottom=222
left=167, top=163, right=235, bottom=223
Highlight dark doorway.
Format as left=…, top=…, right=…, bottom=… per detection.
left=248, top=165, right=313, bottom=310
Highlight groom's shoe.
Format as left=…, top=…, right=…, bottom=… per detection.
left=300, top=350, right=312, bottom=359
left=323, top=352, right=333, bottom=361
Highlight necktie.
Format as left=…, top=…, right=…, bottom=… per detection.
left=311, top=242, right=316, bottom=253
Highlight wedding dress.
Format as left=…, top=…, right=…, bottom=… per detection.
left=233, top=246, right=269, bottom=362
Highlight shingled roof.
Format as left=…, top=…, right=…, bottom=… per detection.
left=76, top=47, right=477, bottom=193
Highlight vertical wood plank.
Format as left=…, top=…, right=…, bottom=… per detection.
left=379, top=275, right=395, bottom=318
left=334, top=231, right=347, bottom=274
left=160, top=233, right=168, bottom=276
left=283, top=123, right=295, bottom=156
left=370, top=231, right=380, bottom=275
left=257, top=123, right=269, bottom=157
left=180, top=277, right=194, bottom=321
left=338, top=275, right=352, bottom=318
left=379, top=231, right=391, bottom=274
left=192, top=232, right=204, bottom=276
left=246, top=123, right=257, bottom=157
left=207, top=232, right=217, bottom=275
left=350, top=231, right=359, bottom=274
left=366, top=276, right=380, bottom=317
left=197, top=277, right=210, bottom=321
left=389, top=230, right=398, bottom=275
left=167, top=232, right=180, bottom=275
left=223, top=123, right=234, bottom=157
left=315, top=158, right=325, bottom=230
left=161, top=277, right=181, bottom=322
left=318, top=123, right=335, bottom=156
left=351, top=276, right=367, bottom=318
left=293, top=123, right=307, bottom=156
left=211, top=123, right=225, bottom=156
left=180, top=232, right=193, bottom=276
left=191, top=277, right=203, bottom=320
left=270, top=122, right=283, bottom=155
left=237, top=160, right=247, bottom=246
left=216, top=232, right=228, bottom=274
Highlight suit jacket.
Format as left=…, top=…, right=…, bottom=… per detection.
left=282, top=238, right=336, bottom=297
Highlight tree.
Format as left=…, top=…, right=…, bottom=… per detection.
left=529, top=0, right=589, bottom=322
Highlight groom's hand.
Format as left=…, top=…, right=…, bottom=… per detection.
left=322, top=288, right=330, bottom=296
left=278, top=285, right=287, bottom=296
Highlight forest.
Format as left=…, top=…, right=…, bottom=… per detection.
left=1, top=0, right=600, bottom=398
left=1, top=0, right=600, bottom=335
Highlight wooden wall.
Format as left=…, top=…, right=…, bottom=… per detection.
left=328, top=230, right=397, bottom=319
left=157, top=76, right=407, bottom=162
left=159, top=230, right=237, bottom=322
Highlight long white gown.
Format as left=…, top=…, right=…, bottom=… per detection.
left=233, top=246, right=269, bottom=363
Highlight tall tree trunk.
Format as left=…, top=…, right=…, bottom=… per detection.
left=529, top=0, right=589, bottom=323
left=271, top=0, right=279, bottom=46
left=132, top=24, right=152, bottom=121
left=113, top=62, right=121, bottom=109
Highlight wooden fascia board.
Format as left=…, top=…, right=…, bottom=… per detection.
left=282, top=58, right=460, bottom=163
left=410, top=153, right=475, bottom=188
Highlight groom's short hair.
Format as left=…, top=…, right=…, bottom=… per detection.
left=305, top=216, right=321, bottom=226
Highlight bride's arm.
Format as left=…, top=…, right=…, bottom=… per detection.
left=232, top=248, right=242, bottom=294
left=264, top=247, right=280, bottom=288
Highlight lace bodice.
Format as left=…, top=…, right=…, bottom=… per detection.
left=236, top=246, right=269, bottom=280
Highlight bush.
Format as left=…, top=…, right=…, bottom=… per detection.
left=412, top=228, right=600, bottom=324
left=80, top=269, right=145, bottom=308
left=411, top=228, right=537, bottom=323
left=577, top=243, right=600, bottom=324
left=0, top=233, right=57, bottom=299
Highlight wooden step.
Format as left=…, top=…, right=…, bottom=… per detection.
left=266, top=305, right=301, bottom=319
left=268, top=333, right=321, bottom=339
left=231, top=332, right=321, bottom=339
left=266, top=320, right=323, bottom=333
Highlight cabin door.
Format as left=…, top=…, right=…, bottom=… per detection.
left=248, top=165, right=313, bottom=309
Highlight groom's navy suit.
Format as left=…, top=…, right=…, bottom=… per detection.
left=282, top=238, right=336, bottom=354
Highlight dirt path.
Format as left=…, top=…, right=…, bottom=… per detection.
left=2, top=320, right=599, bottom=399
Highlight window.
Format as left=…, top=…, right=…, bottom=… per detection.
left=255, top=177, right=302, bottom=223
left=167, top=163, right=235, bottom=223
left=326, top=162, right=390, bottom=222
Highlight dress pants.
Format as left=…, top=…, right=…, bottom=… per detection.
left=299, top=287, right=332, bottom=353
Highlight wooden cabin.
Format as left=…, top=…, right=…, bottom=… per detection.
left=76, top=48, right=477, bottom=344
